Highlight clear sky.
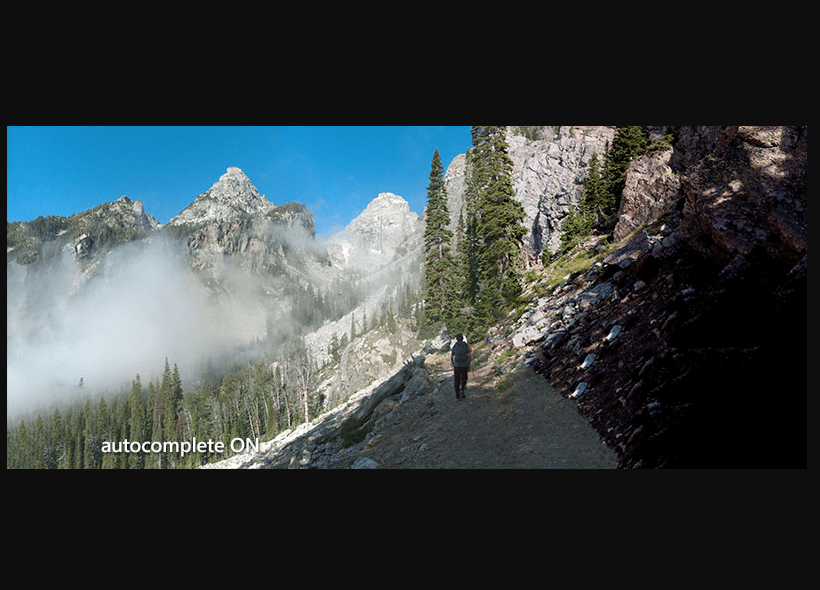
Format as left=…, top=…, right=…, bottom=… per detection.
left=7, top=126, right=473, bottom=238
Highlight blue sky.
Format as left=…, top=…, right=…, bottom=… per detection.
left=7, top=126, right=473, bottom=238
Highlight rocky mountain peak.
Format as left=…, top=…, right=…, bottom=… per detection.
left=208, top=167, right=265, bottom=203
left=169, top=167, right=273, bottom=226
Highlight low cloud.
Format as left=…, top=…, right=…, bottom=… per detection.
left=7, top=236, right=242, bottom=419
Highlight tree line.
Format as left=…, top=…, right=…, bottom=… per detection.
left=7, top=349, right=322, bottom=469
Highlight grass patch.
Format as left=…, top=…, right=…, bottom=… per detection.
left=541, top=236, right=616, bottom=291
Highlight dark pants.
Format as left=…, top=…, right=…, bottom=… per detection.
left=454, top=367, right=469, bottom=398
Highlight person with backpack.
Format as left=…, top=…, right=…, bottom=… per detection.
left=450, top=334, right=473, bottom=400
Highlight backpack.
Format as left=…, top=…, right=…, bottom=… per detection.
left=452, top=341, right=470, bottom=367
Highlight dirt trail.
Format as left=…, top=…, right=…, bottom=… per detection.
left=349, top=349, right=617, bottom=469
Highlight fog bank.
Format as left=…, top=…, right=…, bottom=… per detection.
left=7, top=236, right=246, bottom=419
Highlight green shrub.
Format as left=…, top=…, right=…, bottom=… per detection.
left=339, top=416, right=373, bottom=448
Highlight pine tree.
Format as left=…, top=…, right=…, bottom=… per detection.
left=580, top=152, right=604, bottom=228
left=559, top=205, right=581, bottom=254
left=448, top=210, right=471, bottom=336
left=459, top=153, right=481, bottom=308
left=422, top=149, right=454, bottom=332
left=471, top=126, right=526, bottom=323
left=128, top=374, right=145, bottom=469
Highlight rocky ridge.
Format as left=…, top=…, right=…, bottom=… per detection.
left=169, top=167, right=275, bottom=226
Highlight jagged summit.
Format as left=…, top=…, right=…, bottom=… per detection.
left=207, top=167, right=267, bottom=204
left=169, top=167, right=273, bottom=226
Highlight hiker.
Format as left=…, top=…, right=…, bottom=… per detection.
left=450, top=334, right=472, bottom=400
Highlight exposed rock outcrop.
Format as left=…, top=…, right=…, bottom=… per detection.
left=614, top=148, right=681, bottom=242
left=674, top=126, right=807, bottom=266
left=508, top=126, right=616, bottom=261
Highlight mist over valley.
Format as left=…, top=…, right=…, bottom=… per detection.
left=7, top=168, right=423, bottom=421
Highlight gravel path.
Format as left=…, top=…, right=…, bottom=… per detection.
left=349, top=351, right=617, bottom=469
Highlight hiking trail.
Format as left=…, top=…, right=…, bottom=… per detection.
left=339, top=346, right=617, bottom=469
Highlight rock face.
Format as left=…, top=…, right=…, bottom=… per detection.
left=167, top=167, right=319, bottom=276
left=441, top=126, right=616, bottom=263
left=169, top=167, right=275, bottom=226
left=674, top=126, right=807, bottom=266
left=317, top=319, right=423, bottom=411
left=508, top=126, right=616, bottom=261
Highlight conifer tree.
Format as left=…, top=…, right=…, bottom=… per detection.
left=471, top=126, right=526, bottom=323
left=448, top=209, right=471, bottom=336
left=459, top=152, right=481, bottom=308
left=580, top=152, right=604, bottom=228
left=559, top=205, right=582, bottom=254
left=422, top=149, right=454, bottom=332
left=128, top=374, right=145, bottom=469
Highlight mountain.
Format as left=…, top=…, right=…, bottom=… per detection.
left=169, top=167, right=274, bottom=225
left=167, top=166, right=321, bottom=278
left=7, top=194, right=161, bottom=270
left=326, top=191, right=422, bottom=271
left=304, top=191, right=424, bottom=367
left=7, top=166, right=424, bottom=421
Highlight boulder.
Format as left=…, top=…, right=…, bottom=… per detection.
left=513, top=325, right=545, bottom=348
left=352, top=457, right=378, bottom=469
